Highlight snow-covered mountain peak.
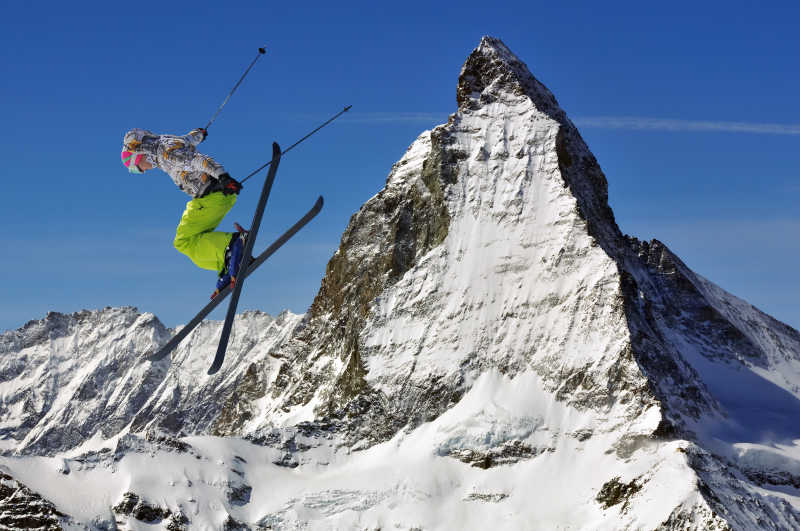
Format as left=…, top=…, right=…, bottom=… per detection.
left=218, top=37, right=651, bottom=448
left=457, top=36, right=623, bottom=251
left=458, top=36, right=564, bottom=119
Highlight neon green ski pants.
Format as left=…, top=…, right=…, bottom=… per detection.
left=173, top=192, right=237, bottom=272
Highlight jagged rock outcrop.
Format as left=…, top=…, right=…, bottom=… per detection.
left=0, top=468, right=68, bottom=530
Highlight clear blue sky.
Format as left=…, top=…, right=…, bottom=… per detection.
left=2, top=1, right=798, bottom=333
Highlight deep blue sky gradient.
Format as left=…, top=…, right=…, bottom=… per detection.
left=2, top=1, right=798, bottom=332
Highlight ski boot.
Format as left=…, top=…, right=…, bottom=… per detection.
left=211, top=223, right=249, bottom=299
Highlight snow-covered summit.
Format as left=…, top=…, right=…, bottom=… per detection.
left=458, top=36, right=565, bottom=117
left=2, top=36, right=800, bottom=529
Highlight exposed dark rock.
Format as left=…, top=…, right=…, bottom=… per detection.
left=658, top=505, right=732, bottom=530
left=113, top=491, right=171, bottom=523
left=112, top=491, right=139, bottom=515
left=166, top=511, right=190, bottom=531
left=144, top=429, right=192, bottom=453
left=596, top=476, right=644, bottom=512
left=227, top=482, right=252, bottom=505
left=0, top=471, right=66, bottom=530
left=464, top=492, right=509, bottom=503
left=571, top=429, right=593, bottom=442
left=744, top=468, right=800, bottom=489
left=223, top=514, right=250, bottom=530
left=133, top=502, right=169, bottom=523
left=448, top=440, right=548, bottom=469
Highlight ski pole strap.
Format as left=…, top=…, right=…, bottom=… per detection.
left=241, top=105, right=352, bottom=184
left=205, top=46, right=268, bottom=131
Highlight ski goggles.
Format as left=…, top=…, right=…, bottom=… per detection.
left=121, top=151, right=145, bottom=174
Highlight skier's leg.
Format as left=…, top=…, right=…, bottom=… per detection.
left=173, top=192, right=237, bottom=271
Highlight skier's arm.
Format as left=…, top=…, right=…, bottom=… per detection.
left=180, top=128, right=208, bottom=148
left=189, top=153, right=226, bottom=179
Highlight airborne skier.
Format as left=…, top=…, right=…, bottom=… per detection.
left=121, top=128, right=246, bottom=297
left=122, top=47, right=338, bottom=373
left=134, top=107, right=344, bottom=372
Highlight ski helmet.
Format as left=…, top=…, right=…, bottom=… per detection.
left=121, top=151, right=144, bottom=174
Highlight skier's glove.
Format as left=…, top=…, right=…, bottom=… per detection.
left=197, top=128, right=208, bottom=141
left=219, top=173, right=242, bottom=195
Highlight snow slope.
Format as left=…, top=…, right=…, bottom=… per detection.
left=2, top=371, right=718, bottom=530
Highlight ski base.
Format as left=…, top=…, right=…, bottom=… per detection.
left=210, top=142, right=282, bottom=375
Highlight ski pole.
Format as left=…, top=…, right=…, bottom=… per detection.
left=205, top=47, right=267, bottom=131
left=241, top=105, right=352, bottom=184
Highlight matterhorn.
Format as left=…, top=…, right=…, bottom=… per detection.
left=2, top=36, right=800, bottom=530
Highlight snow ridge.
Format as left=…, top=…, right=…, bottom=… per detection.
left=0, top=307, right=302, bottom=456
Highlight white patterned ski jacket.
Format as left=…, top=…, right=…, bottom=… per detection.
left=122, top=128, right=227, bottom=198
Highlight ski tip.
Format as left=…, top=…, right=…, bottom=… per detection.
left=316, top=196, right=324, bottom=209
left=272, top=141, right=281, bottom=155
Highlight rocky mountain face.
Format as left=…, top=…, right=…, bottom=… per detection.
left=0, top=307, right=302, bottom=456
left=2, top=36, right=800, bottom=529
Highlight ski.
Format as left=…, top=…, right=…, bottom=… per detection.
left=145, top=194, right=324, bottom=364
left=209, top=142, right=282, bottom=374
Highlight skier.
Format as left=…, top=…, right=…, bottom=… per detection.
left=121, top=128, right=246, bottom=298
